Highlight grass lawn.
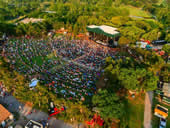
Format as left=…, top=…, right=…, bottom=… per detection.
left=121, top=5, right=151, bottom=18
left=20, top=55, right=44, bottom=67
left=32, top=56, right=44, bottom=66
left=131, top=17, right=156, bottom=23
left=125, top=93, right=145, bottom=128
left=47, top=53, right=67, bottom=73
left=157, top=0, right=164, bottom=5
left=152, top=93, right=170, bottom=128
left=96, top=78, right=145, bottom=128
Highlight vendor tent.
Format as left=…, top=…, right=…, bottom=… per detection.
left=136, top=41, right=147, bottom=48
left=29, top=78, right=39, bottom=88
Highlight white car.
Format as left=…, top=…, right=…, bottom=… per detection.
left=159, top=118, right=166, bottom=128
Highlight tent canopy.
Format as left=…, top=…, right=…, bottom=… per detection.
left=29, top=79, right=39, bottom=88
left=87, top=25, right=120, bottom=38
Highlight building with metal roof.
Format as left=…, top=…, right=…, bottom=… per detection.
left=0, top=104, right=14, bottom=127
left=86, top=25, right=120, bottom=47
left=87, top=25, right=120, bottom=38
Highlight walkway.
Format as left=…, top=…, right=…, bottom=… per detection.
left=144, top=91, right=153, bottom=128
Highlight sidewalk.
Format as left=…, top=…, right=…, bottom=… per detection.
left=144, top=91, right=153, bottom=128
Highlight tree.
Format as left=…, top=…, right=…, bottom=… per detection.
left=134, top=21, right=151, bottom=31
left=73, top=24, right=79, bottom=36
left=115, top=0, right=122, bottom=7
left=105, top=0, right=113, bottom=7
left=143, top=71, right=158, bottom=91
left=162, top=44, right=170, bottom=56
left=92, top=89, right=124, bottom=120
left=150, top=0, right=159, bottom=3
left=111, top=16, right=130, bottom=27
left=104, top=52, right=160, bottom=92
left=119, top=68, right=139, bottom=90
left=77, top=16, right=88, bottom=33
left=142, top=29, right=160, bottom=41
left=165, top=33, right=170, bottom=42
left=119, top=26, right=145, bottom=42
left=64, top=102, right=92, bottom=123
left=118, top=36, right=131, bottom=46
left=160, top=65, right=170, bottom=82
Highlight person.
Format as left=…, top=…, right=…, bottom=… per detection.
left=19, top=105, right=22, bottom=111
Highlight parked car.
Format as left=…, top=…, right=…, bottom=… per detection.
left=162, top=96, right=170, bottom=104
left=159, top=118, right=166, bottom=128
left=154, top=104, right=168, bottom=119
left=40, top=120, right=49, bottom=128
left=152, top=40, right=167, bottom=45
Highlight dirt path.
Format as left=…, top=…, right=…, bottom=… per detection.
left=144, top=91, right=153, bottom=128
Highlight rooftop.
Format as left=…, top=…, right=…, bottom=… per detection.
left=87, top=25, right=120, bottom=37
left=0, top=104, right=12, bottom=123
left=20, top=18, right=44, bottom=24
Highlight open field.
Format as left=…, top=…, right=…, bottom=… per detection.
left=157, top=0, right=164, bottom=5
left=121, top=94, right=145, bottom=128
left=127, top=94, right=145, bottom=128
left=121, top=5, right=152, bottom=18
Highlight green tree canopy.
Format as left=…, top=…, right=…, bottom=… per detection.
left=162, top=44, right=170, bottom=56
left=104, top=49, right=160, bottom=92
left=92, top=89, right=124, bottom=120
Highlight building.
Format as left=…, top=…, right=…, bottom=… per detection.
left=0, top=104, right=14, bottom=127
left=25, top=120, right=43, bottom=128
left=86, top=25, right=120, bottom=47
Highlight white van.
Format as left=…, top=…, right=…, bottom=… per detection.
left=159, top=118, right=166, bottom=128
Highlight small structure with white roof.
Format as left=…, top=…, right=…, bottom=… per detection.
left=20, top=18, right=44, bottom=24
left=29, top=78, right=39, bottom=89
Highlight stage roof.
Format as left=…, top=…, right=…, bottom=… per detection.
left=87, top=25, right=120, bottom=38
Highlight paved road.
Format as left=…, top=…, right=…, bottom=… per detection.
left=0, top=95, right=72, bottom=128
left=144, top=91, right=153, bottom=128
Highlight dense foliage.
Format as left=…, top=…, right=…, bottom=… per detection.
left=0, top=0, right=169, bottom=42
left=104, top=48, right=165, bottom=92
left=0, top=0, right=169, bottom=127
left=92, top=89, right=124, bottom=120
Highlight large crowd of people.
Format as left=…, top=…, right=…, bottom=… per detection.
left=47, top=62, right=98, bottom=100
left=3, top=37, right=117, bottom=100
